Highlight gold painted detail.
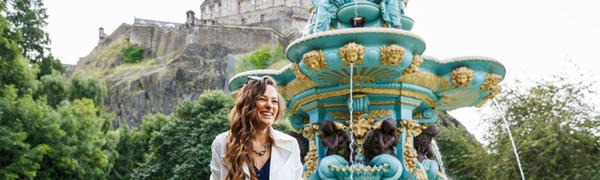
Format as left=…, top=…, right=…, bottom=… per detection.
left=398, top=72, right=450, bottom=92
left=303, top=100, right=420, bottom=112
left=329, top=164, right=390, bottom=173
left=370, top=100, right=421, bottom=107
left=300, top=124, right=320, bottom=178
left=475, top=73, right=503, bottom=107
left=403, top=132, right=419, bottom=173
left=380, top=44, right=405, bottom=67
left=415, top=168, right=429, bottom=180
left=403, top=55, right=423, bottom=74
left=291, top=88, right=436, bottom=114
left=398, top=120, right=429, bottom=179
left=303, top=50, right=327, bottom=71
left=369, top=109, right=391, bottom=119
left=291, top=63, right=309, bottom=80
left=351, top=118, right=377, bottom=155
left=327, top=110, right=391, bottom=120
left=339, top=42, right=365, bottom=66
left=475, top=86, right=502, bottom=108
left=339, top=76, right=375, bottom=85
left=397, top=120, right=427, bottom=136
left=450, top=66, right=473, bottom=88
left=480, top=73, right=502, bottom=91
left=284, top=64, right=319, bottom=99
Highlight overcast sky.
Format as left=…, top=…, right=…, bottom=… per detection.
left=45, top=0, right=600, bottom=142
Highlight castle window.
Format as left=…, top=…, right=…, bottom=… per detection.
left=241, top=18, right=246, bottom=24
left=260, top=14, right=265, bottom=22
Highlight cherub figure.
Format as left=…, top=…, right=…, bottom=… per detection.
left=380, top=44, right=405, bottom=66
left=303, top=50, right=326, bottom=71
left=363, top=119, right=398, bottom=162
left=320, top=121, right=351, bottom=161
left=339, top=42, right=365, bottom=66
left=413, top=126, right=439, bottom=162
left=450, top=66, right=473, bottom=87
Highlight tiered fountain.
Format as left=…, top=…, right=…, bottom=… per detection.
left=228, top=0, right=505, bottom=179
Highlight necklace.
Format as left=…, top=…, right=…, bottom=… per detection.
left=254, top=143, right=272, bottom=156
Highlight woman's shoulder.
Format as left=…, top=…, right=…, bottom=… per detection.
left=272, top=129, right=296, bottom=142
left=212, top=131, right=230, bottom=147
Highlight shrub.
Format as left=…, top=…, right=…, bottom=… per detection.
left=123, top=45, right=145, bottom=63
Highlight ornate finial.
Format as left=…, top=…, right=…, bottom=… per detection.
left=404, top=55, right=423, bottom=74
left=380, top=44, right=405, bottom=67
left=450, top=66, right=473, bottom=87
left=339, top=42, right=365, bottom=66
left=303, top=50, right=327, bottom=71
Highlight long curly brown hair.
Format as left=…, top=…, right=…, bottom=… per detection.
left=223, top=76, right=285, bottom=180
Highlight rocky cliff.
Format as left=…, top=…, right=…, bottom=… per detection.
left=73, top=23, right=279, bottom=127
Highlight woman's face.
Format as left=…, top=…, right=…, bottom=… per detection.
left=254, top=85, right=279, bottom=128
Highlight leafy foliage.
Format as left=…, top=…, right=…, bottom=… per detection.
left=235, top=44, right=286, bottom=73
left=36, top=72, right=68, bottom=107
left=108, top=114, right=171, bottom=180
left=124, top=45, right=145, bottom=64
left=37, top=54, right=65, bottom=79
left=5, top=0, right=50, bottom=62
left=132, top=91, right=234, bottom=179
left=435, top=125, right=488, bottom=180
left=482, top=77, right=600, bottom=179
left=69, top=75, right=107, bottom=108
left=0, top=91, right=116, bottom=179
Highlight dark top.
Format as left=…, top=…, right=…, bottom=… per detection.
left=254, top=157, right=271, bottom=180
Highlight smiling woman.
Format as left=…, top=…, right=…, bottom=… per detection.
left=210, top=76, right=303, bottom=180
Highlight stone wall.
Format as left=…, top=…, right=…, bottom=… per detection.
left=188, top=24, right=278, bottom=53
left=200, top=0, right=310, bottom=34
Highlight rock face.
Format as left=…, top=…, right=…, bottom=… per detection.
left=436, top=110, right=464, bottom=127
left=73, top=23, right=280, bottom=127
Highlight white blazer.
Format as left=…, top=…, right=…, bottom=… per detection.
left=210, top=128, right=303, bottom=180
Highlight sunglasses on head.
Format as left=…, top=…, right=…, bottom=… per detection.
left=244, top=76, right=262, bottom=84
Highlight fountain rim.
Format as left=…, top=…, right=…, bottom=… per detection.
left=286, top=28, right=426, bottom=63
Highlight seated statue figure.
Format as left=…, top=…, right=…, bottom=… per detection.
left=414, top=126, right=439, bottom=162
left=363, top=119, right=398, bottom=162
left=319, top=120, right=351, bottom=161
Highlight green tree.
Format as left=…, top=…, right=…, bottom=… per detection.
left=37, top=54, right=65, bottom=79
left=435, top=125, right=488, bottom=180
left=0, top=88, right=116, bottom=179
left=5, top=0, right=50, bottom=62
left=132, top=91, right=233, bottom=179
left=69, top=75, right=107, bottom=108
left=1, top=7, right=35, bottom=96
left=36, top=72, right=68, bottom=107
left=109, top=114, right=171, bottom=180
left=483, top=77, right=600, bottom=179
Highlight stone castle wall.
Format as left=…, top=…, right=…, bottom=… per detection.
left=200, top=0, right=310, bottom=34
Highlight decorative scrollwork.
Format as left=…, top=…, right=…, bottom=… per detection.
left=380, top=44, right=405, bottom=67
left=303, top=50, right=327, bottom=71
left=450, top=66, right=473, bottom=88
left=339, top=42, right=365, bottom=66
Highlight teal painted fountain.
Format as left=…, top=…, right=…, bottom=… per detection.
left=228, top=0, right=505, bottom=179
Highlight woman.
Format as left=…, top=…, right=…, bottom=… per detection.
left=210, top=76, right=303, bottom=180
